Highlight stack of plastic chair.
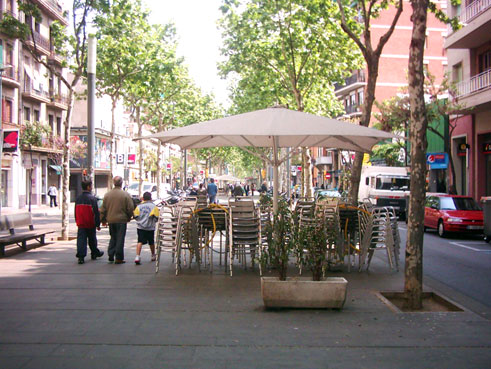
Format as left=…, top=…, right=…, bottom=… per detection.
left=155, top=205, right=179, bottom=275
left=359, top=207, right=397, bottom=272
left=228, top=197, right=260, bottom=276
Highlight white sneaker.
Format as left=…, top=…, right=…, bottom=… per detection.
left=151, top=254, right=156, bottom=262
left=134, top=256, right=141, bottom=265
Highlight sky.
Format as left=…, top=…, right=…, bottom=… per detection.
left=143, top=0, right=230, bottom=108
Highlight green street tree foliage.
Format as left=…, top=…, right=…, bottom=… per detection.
left=94, top=0, right=153, bottom=182
left=0, top=0, right=109, bottom=240
left=218, top=0, right=362, bottom=197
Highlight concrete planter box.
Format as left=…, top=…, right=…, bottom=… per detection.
left=261, top=276, right=348, bottom=309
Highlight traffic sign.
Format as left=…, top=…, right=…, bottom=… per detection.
left=325, top=172, right=331, bottom=179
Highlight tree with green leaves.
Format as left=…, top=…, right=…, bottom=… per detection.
left=94, top=0, right=152, bottom=180
left=219, top=0, right=361, bottom=198
left=336, top=0, right=404, bottom=205
left=0, top=0, right=109, bottom=240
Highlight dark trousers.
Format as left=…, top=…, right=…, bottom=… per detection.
left=76, top=227, right=100, bottom=258
left=108, top=223, right=127, bottom=261
left=49, top=195, right=57, bottom=207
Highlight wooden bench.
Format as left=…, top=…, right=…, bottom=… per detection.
left=0, top=212, right=56, bottom=256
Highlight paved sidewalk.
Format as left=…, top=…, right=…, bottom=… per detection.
left=0, top=219, right=490, bottom=368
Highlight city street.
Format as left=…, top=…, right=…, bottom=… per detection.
left=399, top=224, right=491, bottom=315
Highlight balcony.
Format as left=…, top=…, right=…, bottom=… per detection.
left=48, top=49, right=64, bottom=66
left=455, top=69, right=491, bottom=110
left=25, top=32, right=51, bottom=56
left=334, top=70, right=366, bottom=94
left=47, top=92, right=69, bottom=110
left=457, top=69, right=491, bottom=97
left=32, top=0, right=68, bottom=25
left=445, top=0, right=491, bottom=49
left=22, top=81, right=51, bottom=104
left=1, top=66, right=20, bottom=88
left=460, top=0, right=491, bottom=23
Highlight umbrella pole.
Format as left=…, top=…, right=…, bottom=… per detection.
left=273, top=138, right=279, bottom=214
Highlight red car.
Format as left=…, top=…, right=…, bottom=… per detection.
left=424, top=195, right=484, bottom=237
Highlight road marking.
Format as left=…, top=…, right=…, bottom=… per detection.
left=449, top=242, right=490, bottom=252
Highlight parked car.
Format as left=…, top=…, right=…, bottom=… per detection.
left=424, top=194, right=484, bottom=237
left=126, top=182, right=160, bottom=205
left=315, top=189, right=342, bottom=200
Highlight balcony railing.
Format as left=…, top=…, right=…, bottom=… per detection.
left=460, top=0, right=491, bottom=23
left=50, top=92, right=69, bottom=106
left=335, top=70, right=366, bottom=91
left=23, top=80, right=51, bottom=100
left=2, top=66, right=19, bottom=82
left=344, top=104, right=362, bottom=114
left=27, top=32, right=51, bottom=52
left=456, top=69, right=491, bottom=97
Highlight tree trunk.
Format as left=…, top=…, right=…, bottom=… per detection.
left=348, top=62, right=379, bottom=205
left=404, top=0, right=429, bottom=310
left=136, top=106, right=143, bottom=197
left=60, top=89, right=74, bottom=240
left=156, top=118, right=162, bottom=196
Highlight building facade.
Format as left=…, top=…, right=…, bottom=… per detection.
left=1, top=0, right=68, bottom=210
left=445, top=0, right=491, bottom=200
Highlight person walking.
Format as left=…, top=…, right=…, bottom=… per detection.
left=233, top=182, right=244, bottom=197
left=100, top=176, right=134, bottom=264
left=251, top=183, right=256, bottom=197
left=48, top=184, right=58, bottom=207
left=74, top=179, right=104, bottom=264
left=244, top=183, right=250, bottom=196
left=133, top=192, right=159, bottom=265
left=207, top=178, right=218, bottom=204
left=260, top=181, right=268, bottom=194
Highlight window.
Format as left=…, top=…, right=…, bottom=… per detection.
left=6, top=43, right=13, bottom=65
left=478, top=50, right=491, bottom=73
left=56, top=117, right=62, bottom=137
left=2, top=99, right=13, bottom=123
left=350, top=94, right=356, bottom=106
left=34, top=109, right=40, bottom=122
left=49, top=115, right=54, bottom=136
left=358, top=90, right=364, bottom=105
left=453, top=63, right=463, bottom=83
left=35, top=21, right=40, bottom=33
left=24, top=107, right=31, bottom=122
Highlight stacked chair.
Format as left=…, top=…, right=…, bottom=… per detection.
left=228, top=197, right=261, bottom=276
left=359, top=206, right=400, bottom=272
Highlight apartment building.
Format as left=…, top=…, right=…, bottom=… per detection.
left=1, top=0, right=68, bottom=210
left=314, top=0, right=449, bottom=189
left=445, top=0, right=491, bottom=199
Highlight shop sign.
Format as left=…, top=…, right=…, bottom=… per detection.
left=2, top=130, right=19, bottom=153
left=457, top=143, right=469, bottom=157
left=116, top=154, right=125, bottom=164
left=127, top=154, right=136, bottom=165
left=426, top=152, right=448, bottom=169
left=483, top=143, right=491, bottom=155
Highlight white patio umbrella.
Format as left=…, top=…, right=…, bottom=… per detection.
left=215, top=174, right=242, bottom=182
left=136, top=107, right=396, bottom=212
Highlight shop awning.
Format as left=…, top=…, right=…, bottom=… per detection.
left=49, top=165, right=62, bottom=174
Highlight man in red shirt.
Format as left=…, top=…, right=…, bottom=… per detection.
left=75, top=179, right=103, bottom=264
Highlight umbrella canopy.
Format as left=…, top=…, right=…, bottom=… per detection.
left=137, top=107, right=397, bottom=212
left=215, top=174, right=242, bottom=182
left=142, top=107, right=395, bottom=153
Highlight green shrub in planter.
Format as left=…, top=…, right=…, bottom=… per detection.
left=295, top=212, right=329, bottom=281
left=260, top=198, right=294, bottom=281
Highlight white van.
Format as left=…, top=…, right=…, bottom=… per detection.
left=358, top=166, right=410, bottom=219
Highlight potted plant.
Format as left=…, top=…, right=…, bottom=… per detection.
left=260, top=203, right=348, bottom=309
